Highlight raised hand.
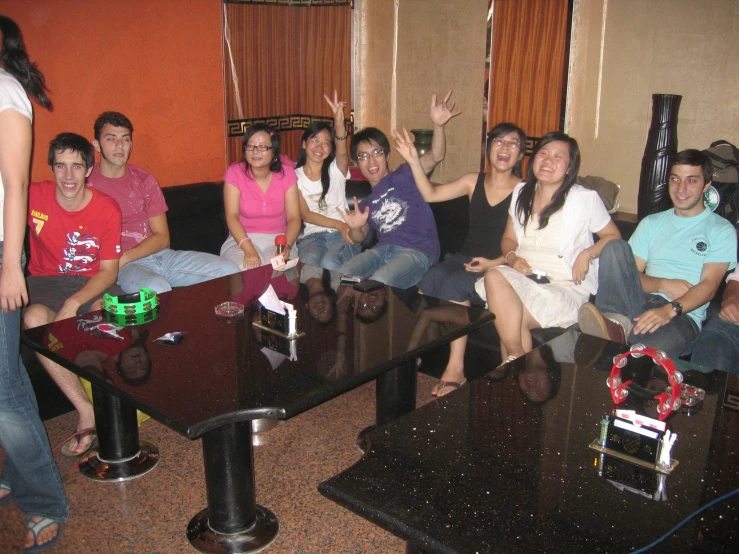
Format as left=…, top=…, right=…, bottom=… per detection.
left=324, top=90, right=346, bottom=130
left=339, top=197, right=370, bottom=229
left=391, top=128, right=420, bottom=165
left=429, top=88, right=462, bottom=127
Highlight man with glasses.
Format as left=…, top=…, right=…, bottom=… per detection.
left=323, top=90, right=461, bottom=288
left=88, top=112, right=239, bottom=294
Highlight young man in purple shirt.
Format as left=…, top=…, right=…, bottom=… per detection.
left=323, top=90, right=460, bottom=288
left=88, top=112, right=239, bottom=294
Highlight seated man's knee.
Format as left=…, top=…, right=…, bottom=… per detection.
left=217, top=259, right=241, bottom=276
left=119, top=274, right=172, bottom=294
left=23, top=304, right=54, bottom=329
left=600, top=239, right=630, bottom=265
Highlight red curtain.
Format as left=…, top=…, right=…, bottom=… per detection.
left=223, top=2, right=352, bottom=165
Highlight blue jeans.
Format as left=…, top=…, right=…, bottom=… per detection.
left=417, top=252, right=484, bottom=304
left=0, top=243, right=68, bottom=521
left=691, top=317, right=739, bottom=374
left=325, top=242, right=433, bottom=289
left=595, top=240, right=698, bottom=358
left=118, top=248, right=240, bottom=293
left=297, top=230, right=348, bottom=268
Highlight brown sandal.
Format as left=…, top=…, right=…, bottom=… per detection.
left=432, top=379, right=467, bottom=398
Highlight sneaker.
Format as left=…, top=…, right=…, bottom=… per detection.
left=578, top=303, right=626, bottom=344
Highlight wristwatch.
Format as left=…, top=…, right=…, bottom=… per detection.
left=671, top=301, right=683, bottom=316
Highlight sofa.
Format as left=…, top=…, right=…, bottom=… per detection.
left=24, top=178, right=698, bottom=418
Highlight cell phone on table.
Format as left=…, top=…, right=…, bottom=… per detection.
left=353, top=279, right=384, bottom=292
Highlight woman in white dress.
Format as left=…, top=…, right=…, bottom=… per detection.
left=477, top=132, right=621, bottom=364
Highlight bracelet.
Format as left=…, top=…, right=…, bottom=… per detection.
left=238, top=237, right=251, bottom=248
left=584, top=249, right=596, bottom=265
left=335, top=132, right=348, bottom=141
left=504, top=251, right=516, bottom=265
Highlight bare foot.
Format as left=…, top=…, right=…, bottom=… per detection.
left=73, top=409, right=96, bottom=455
left=62, top=410, right=97, bottom=456
left=25, top=516, right=59, bottom=550
left=65, top=430, right=95, bottom=455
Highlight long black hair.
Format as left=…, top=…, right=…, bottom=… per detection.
left=296, top=121, right=336, bottom=204
left=486, top=122, right=527, bottom=178
left=241, top=123, right=282, bottom=176
left=515, top=132, right=580, bottom=230
left=0, top=16, right=52, bottom=110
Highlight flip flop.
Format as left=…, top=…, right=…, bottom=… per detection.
left=60, top=427, right=97, bottom=458
left=431, top=378, right=467, bottom=398
left=497, top=355, right=517, bottom=368
left=0, top=482, right=12, bottom=506
left=26, top=517, right=61, bottom=553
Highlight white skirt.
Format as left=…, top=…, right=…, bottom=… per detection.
left=475, top=266, right=589, bottom=328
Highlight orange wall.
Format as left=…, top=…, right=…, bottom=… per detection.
left=2, top=0, right=225, bottom=187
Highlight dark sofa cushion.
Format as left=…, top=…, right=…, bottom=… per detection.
left=162, top=182, right=228, bottom=255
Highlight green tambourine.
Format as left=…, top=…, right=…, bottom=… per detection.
left=103, top=287, right=158, bottom=316
left=104, top=307, right=160, bottom=327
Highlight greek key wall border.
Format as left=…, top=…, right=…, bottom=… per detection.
left=227, top=113, right=355, bottom=138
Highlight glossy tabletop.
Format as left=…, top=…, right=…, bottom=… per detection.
left=22, top=263, right=493, bottom=439
left=319, top=330, right=739, bottom=553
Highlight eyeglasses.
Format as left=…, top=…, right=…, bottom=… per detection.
left=245, top=144, right=273, bottom=152
left=356, top=148, right=385, bottom=162
left=309, top=137, right=332, bottom=148
left=492, top=138, right=521, bottom=150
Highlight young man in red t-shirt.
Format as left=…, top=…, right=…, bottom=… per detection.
left=23, top=132, right=123, bottom=455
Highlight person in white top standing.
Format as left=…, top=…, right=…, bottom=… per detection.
left=0, top=15, right=68, bottom=551
left=295, top=91, right=353, bottom=268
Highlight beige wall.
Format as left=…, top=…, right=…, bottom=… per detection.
left=354, top=0, right=490, bottom=181
left=567, top=0, right=739, bottom=214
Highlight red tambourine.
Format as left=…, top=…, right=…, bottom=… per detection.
left=607, top=344, right=684, bottom=421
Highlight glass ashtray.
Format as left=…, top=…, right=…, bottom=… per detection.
left=215, top=301, right=244, bottom=321
left=680, top=385, right=706, bottom=407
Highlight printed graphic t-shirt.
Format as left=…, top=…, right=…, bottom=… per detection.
left=296, top=159, right=350, bottom=236
left=88, top=164, right=168, bottom=251
left=358, top=163, right=440, bottom=262
left=28, top=181, right=122, bottom=277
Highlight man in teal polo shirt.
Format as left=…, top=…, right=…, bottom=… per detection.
left=578, top=149, right=737, bottom=359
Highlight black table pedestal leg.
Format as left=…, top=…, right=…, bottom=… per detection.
left=79, top=386, right=159, bottom=482
left=358, top=359, right=417, bottom=452
left=187, top=420, right=279, bottom=554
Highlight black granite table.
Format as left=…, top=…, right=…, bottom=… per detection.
left=22, top=263, right=493, bottom=553
left=319, top=330, right=739, bottom=553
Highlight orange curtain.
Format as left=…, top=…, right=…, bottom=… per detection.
left=223, top=2, right=352, bottom=165
left=487, top=0, right=570, bottom=156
